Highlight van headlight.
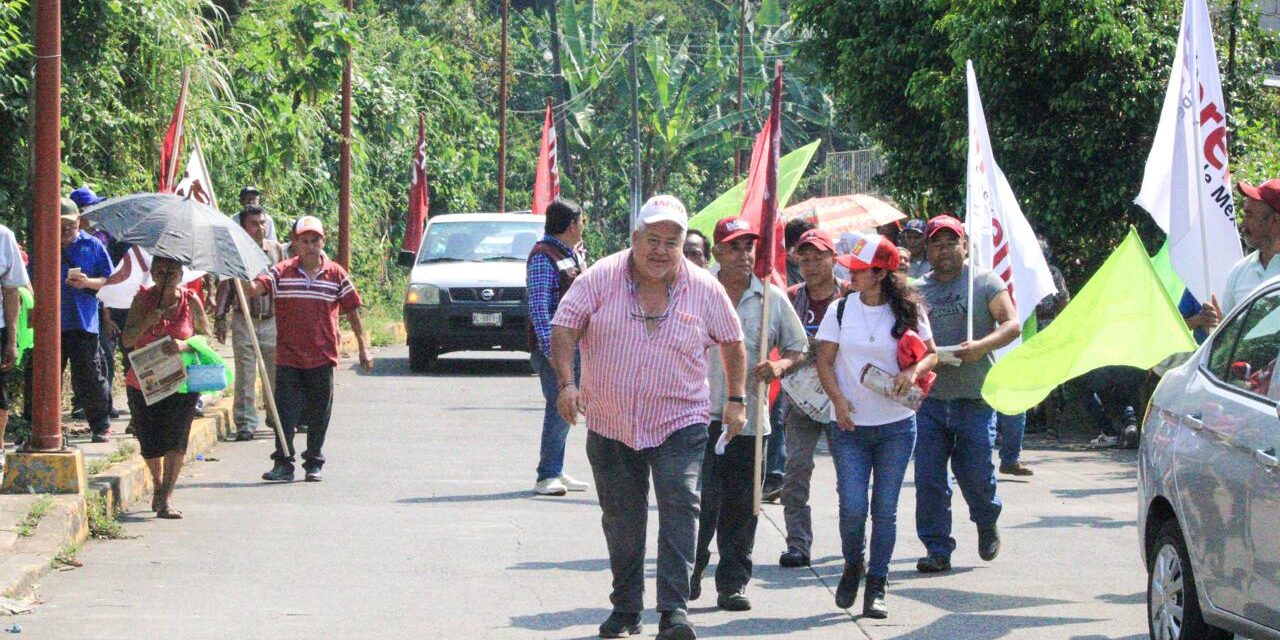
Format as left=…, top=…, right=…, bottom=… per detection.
left=406, top=284, right=441, bottom=305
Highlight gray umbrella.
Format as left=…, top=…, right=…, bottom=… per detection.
left=82, top=192, right=271, bottom=281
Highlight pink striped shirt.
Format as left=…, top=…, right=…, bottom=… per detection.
left=552, top=249, right=743, bottom=450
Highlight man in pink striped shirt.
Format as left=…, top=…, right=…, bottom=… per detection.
left=551, top=195, right=746, bottom=640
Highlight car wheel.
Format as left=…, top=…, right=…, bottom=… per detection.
left=1147, top=519, right=1231, bottom=640
left=409, top=340, right=438, bottom=373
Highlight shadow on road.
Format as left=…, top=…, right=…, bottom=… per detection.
left=364, top=355, right=534, bottom=378
left=1008, top=515, right=1135, bottom=530
left=697, top=612, right=851, bottom=637
left=883, top=613, right=1106, bottom=639
left=396, top=490, right=601, bottom=508
left=1052, top=486, right=1135, bottom=500
left=892, top=586, right=1071, bottom=614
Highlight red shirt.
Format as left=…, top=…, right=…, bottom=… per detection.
left=256, top=256, right=362, bottom=369
left=124, top=287, right=199, bottom=390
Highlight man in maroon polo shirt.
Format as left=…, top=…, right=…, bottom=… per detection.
left=247, top=216, right=372, bottom=482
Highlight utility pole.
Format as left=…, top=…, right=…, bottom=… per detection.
left=1227, top=0, right=1240, bottom=111
left=30, top=0, right=62, bottom=452
left=498, top=0, right=510, bottom=212
left=735, top=0, right=746, bottom=181
left=338, top=0, right=354, bottom=268
left=628, top=24, right=641, bottom=224
left=547, top=0, right=569, bottom=183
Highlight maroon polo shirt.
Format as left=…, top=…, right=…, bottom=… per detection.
left=255, top=256, right=362, bottom=369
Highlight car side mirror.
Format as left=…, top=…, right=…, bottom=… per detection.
left=396, top=251, right=416, bottom=268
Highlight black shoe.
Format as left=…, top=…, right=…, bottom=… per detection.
left=916, top=555, right=951, bottom=573
left=863, top=575, right=888, bottom=619
left=262, top=464, right=294, bottom=482
left=108, top=408, right=121, bottom=419
left=304, top=469, right=323, bottom=482
left=689, top=565, right=704, bottom=601
left=761, top=475, right=783, bottom=503
left=296, top=424, right=309, bottom=434
left=779, top=549, right=810, bottom=568
left=835, top=559, right=864, bottom=609
left=597, top=611, right=642, bottom=638
left=717, top=591, right=751, bottom=611
left=70, top=408, right=86, bottom=420
left=656, top=611, right=695, bottom=640
left=1122, top=423, right=1140, bottom=449
left=235, top=432, right=255, bottom=442
left=978, top=525, right=1001, bottom=561
left=91, top=432, right=110, bottom=444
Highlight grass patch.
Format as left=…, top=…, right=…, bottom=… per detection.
left=85, top=441, right=138, bottom=476
left=356, top=302, right=403, bottom=347
left=52, top=543, right=80, bottom=569
left=86, top=492, right=125, bottom=540
left=16, top=495, right=53, bottom=537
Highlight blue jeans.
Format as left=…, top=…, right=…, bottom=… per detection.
left=532, top=349, right=579, bottom=481
left=914, top=398, right=1002, bottom=559
left=996, top=412, right=1025, bottom=466
left=830, top=417, right=916, bottom=578
left=765, top=394, right=787, bottom=480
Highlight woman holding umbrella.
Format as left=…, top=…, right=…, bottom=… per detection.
left=121, top=256, right=211, bottom=519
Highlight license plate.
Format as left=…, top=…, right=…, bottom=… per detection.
left=472, top=312, right=502, bottom=327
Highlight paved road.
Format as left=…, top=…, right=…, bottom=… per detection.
left=20, top=347, right=1150, bottom=639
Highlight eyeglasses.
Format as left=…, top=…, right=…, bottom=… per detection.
left=628, top=280, right=676, bottom=326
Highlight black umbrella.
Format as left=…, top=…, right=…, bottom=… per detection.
left=82, top=193, right=271, bottom=281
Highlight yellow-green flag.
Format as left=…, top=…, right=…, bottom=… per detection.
left=687, top=139, right=821, bottom=241
left=981, top=228, right=1197, bottom=414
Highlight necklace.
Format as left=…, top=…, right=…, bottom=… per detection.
left=856, top=297, right=889, bottom=343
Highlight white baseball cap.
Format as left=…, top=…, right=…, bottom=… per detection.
left=636, top=195, right=688, bottom=231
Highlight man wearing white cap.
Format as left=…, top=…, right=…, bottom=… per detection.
left=550, top=196, right=747, bottom=640
left=246, top=215, right=371, bottom=483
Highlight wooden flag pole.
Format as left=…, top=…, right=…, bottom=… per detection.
left=752, top=292, right=771, bottom=516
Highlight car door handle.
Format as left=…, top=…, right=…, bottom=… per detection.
left=1257, top=447, right=1279, bottom=469
left=1184, top=413, right=1204, bottom=430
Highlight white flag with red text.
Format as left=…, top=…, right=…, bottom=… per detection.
left=1135, top=0, right=1241, bottom=303
left=173, top=141, right=216, bottom=207
left=965, top=61, right=1057, bottom=356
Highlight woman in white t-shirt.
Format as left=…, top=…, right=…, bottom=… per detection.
left=814, top=233, right=937, bottom=618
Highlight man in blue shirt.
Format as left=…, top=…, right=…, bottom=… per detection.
left=55, top=198, right=114, bottom=441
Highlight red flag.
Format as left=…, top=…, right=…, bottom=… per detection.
left=157, top=71, right=190, bottom=193
left=402, top=112, right=430, bottom=254
left=531, top=102, right=559, bottom=216
left=739, top=62, right=785, bottom=286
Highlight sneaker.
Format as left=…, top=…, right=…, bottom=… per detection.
left=108, top=408, right=121, bottom=419
left=598, top=611, right=642, bottom=638
left=717, top=591, right=751, bottom=611
left=534, top=478, right=567, bottom=496
left=296, top=424, right=309, bottom=434
left=778, top=549, right=810, bottom=568
left=656, top=610, right=695, bottom=640
left=1089, top=434, right=1120, bottom=448
left=863, top=575, right=888, bottom=619
left=558, top=474, right=589, bottom=491
left=235, top=432, right=255, bottom=442
left=978, top=525, right=1001, bottom=561
left=91, top=432, right=110, bottom=444
left=70, top=408, right=86, bottom=420
left=304, top=470, right=323, bottom=482
left=1122, top=424, right=1140, bottom=449
left=835, top=560, right=865, bottom=609
left=999, top=461, right=1034, bottom=476
left=262, top=464, right=295, bottom=482
left=916, top=555, right=951, bottom=573
left=761, top=475, right=783, bottom=503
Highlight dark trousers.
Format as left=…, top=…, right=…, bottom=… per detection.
left=1076, top=366, right=1144, bottom=436
left=694, top=421, right=760, bottom=595
left=95, top=308, right=128, bottom=413
left=270, top=365, right=334, bottom=471
left=25, top=330, right=110, bottom=433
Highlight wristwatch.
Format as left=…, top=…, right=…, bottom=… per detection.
left=727, top=395, right=746, bottom=405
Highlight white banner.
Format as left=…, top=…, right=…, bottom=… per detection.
left=964, top=61, right=1057, bottom=356
left=1135, top=0, right=1241, bottom=303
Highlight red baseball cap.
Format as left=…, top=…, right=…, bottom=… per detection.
left=836, top=233, right=900, bottom=272
left=713, top=216, right=759, bottom=244
left=795, top=228, right=836, bottom=254
left=926, top=214, right=965, bottom=238
left=1238, top=179, right=1280, bottom=213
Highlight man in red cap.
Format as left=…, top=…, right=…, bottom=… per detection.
left=692, top=216, right=807, bottom=612
left=1223, top=179, right=1280, bottom=314
left=776, top=228, right=849, bottom=569
left=912, top=214, right=1020, bottom=574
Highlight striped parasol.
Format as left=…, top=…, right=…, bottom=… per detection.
left=781, top=194, right=906, bottom=236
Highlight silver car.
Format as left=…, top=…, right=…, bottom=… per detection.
left=1140, top=278, right=1280, bottom=640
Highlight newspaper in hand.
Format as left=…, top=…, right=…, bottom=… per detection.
left=859, top=364, right=927, bottom=411
left=128, top=337, right=188, bottom=406
left=780, top=361, right=835, bottom=423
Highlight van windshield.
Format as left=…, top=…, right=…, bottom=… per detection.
left=418, top=219, right=544, bottom=264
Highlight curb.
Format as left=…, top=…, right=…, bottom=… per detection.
left=0, top=396, right=233, bottom=601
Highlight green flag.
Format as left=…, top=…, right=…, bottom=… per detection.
left=687, top=139, right=821, bottom=242
left=1151, top=240, right=1188, bottom=305
left=981, top=228, right=1197, bottom=414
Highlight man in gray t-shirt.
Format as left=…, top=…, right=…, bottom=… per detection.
left=912, top=215, right=1021, bottom=574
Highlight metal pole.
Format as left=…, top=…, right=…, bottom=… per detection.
left=628, top=24, right=640, bottom=222
left=547, top=0, right=569, bottom=183
left=735, top=0, right=746, bottom=181
left=30, top=0, right=62, bottom=451
left=498, top=0, right=510, bottom=213
left=337, top=0, right=354, bottom=268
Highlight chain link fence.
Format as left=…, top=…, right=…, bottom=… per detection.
left=824, top=148, right=885, bottom=196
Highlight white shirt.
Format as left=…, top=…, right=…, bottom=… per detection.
left=232, top=211, right=278, bottom=242
left=1222, top=250, right=1280, bottom=314
left=814, top=294, right=932, bottom=427
left=0, top=225, right=30, bottom=330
